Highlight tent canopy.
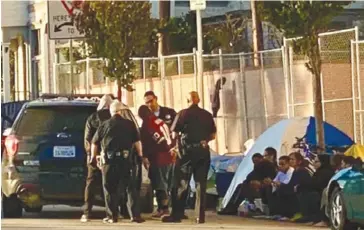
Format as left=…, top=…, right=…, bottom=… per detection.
left=344, top=144, right=364, bottom=161
left=221, top=116, right=354, bottom=209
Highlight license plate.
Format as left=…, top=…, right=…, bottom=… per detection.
left=53, top=146, right=76, bottom=158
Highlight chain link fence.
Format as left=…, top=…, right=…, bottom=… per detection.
left=53, top=27, right=361, bottom=153
left=284, top=27, right=359, bottom=141
left=202, top=49, right=287, bottom=154
left=352, top=40, right=364, bottom=144
left=319, top=28, right=357, bottom=140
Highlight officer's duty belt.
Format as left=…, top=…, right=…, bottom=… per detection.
left=105, top=150, right=129, bottom=159
left=185, top=143, right=202, bottom=149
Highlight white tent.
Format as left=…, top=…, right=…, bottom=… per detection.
left=221, top=117, right=309, bottom=208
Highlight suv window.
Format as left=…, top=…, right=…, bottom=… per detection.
left=15, top=106, right=96, bottom=136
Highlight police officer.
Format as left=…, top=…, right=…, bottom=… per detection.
left=80, top=94, right=113, bottom=223
left=90, top=101, right=144, bottom=224
left=117, top=101, right=146, bottom=223
left=162, top=91, right=216, bottom=224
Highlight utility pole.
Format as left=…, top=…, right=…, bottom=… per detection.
left=251, top=0, right=263, bottom=67
left=158, top=0, right=171, bottom=56
left=190, top=0, right=206, bottom=108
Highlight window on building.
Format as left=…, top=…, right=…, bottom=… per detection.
left=31, top=29, right=41, bottom=56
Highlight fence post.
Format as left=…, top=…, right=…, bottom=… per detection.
left=85, top=57, right=90, bottom=94
left=355, top=41, right=363, bottom=144
left=289, top=46, right=295, bottom=117
left=354, top=27, right=363, bottom=143
left=318, top=37, right=325, bottom=122
left=282, top=46, right=290, bottom=119
left=177, top=55, right=182, bottom=111
left=218, top=49, right=228, bottom=152
left=351, top=40, right=357, bottom=143
left=193, top=48, right=197, bottom=92
left=142, top=58, right=147, bottom=93
left=239, top=52, right=249, bottom=142
left=160, top=56, right=167, bottom=106
left=260, top=52, right=268, bottom=129
left=53, top=62, right=57, bottom=94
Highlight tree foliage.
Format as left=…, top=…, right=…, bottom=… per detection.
left=205, top=14, right=251, bottom=53
left=161, top=12, right=198, bottom=54
left=258, top=1, right=350, bottom=76
left=162, top=12, right=251, bottom=54
left=74, top=1, right=154, bottom=92
left=258, top=1, right=351, bottom=149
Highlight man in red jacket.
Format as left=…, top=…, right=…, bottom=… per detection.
left=140, top=91, right=177, bottom=218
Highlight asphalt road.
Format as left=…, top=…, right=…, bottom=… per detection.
left=1, top=205, right=327, bottom=230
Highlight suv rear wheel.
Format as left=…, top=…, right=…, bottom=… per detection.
left=330, top=188, right=358, bottom=230
left=2, top=193, right=23, bottom=218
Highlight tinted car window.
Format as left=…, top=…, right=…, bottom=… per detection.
left=16, top=106, right=95, bottom=136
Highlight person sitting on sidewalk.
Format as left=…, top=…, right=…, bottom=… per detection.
left=331, top=154, right=345, bottom=172
left=239, top=153, right=277, bottom=203
left=263, top=155, right=296, bottom=219
left=221, top=148, right=277, bottom=214
left=341, top=155, right=356, bottom=169
left=294, top=154, right=334, bottom=226
left=249, top=148, right=278, bottom=199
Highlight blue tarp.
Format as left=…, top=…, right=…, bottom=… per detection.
left=306, top=117, right=354, bottom=148
left=210, top=155, right=244, bottom=173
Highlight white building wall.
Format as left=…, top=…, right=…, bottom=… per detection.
left=1, top=43, right=11, bottom=102
left=1, top=1, right=28, bottom=27
left=29, top=0, right=52, bottom=94
left=17, top=42, right=26, bottom=100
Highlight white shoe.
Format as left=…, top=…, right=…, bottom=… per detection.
left=80, top=214, right=89, bottom=223
left=103, top=217, right=117, bottom=224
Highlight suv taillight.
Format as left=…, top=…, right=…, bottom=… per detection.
left=4, top=135, right=19, bottom=157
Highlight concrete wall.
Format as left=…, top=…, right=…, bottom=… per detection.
left=73, top=60, right=364, bottom=154
left=72, top=65, right=289, bottom=154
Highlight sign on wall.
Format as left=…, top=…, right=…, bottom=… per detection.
left=190, top=0, right=206, bottom=11
left=47, top=0, right=84, bottom=40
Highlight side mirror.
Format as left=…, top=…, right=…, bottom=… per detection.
left=2, top=128, right=12, bottom=137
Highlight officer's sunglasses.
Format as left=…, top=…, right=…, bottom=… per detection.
left=145, top=98, right=154, bottom=104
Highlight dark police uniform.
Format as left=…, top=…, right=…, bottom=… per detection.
left=168, top=104, right=216, bottom=223
left=83, top=109, right=111, bottom=218
left=118, top=108, right=142, bottom=220
left=92, top=115, right=140, bottom=221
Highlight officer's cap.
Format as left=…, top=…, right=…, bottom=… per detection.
left=110, top=101, right=124, bottom=115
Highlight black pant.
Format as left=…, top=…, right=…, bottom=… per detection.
left=83, top=165, right=101, bottom=217
left=102, top=160, right=130, bottom=219
left=171, top=146, right=210, bottom=221
left=119, top=155, right=142, bottom=218
left=266, top=187, right=298, bottom=218
left=298, top=191, right=321, bottom=221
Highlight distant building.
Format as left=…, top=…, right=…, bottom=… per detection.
left=150, top=0, right=364, bottom=51
left=1, top=1, right=364, bottom=102
left=1, top=1, right=30, bottom=102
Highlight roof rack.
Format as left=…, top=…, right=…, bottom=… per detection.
left=39, top=93, right=116, bottom=101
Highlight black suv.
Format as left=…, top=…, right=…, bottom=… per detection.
left=1, top=94, right=153, bottom=217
